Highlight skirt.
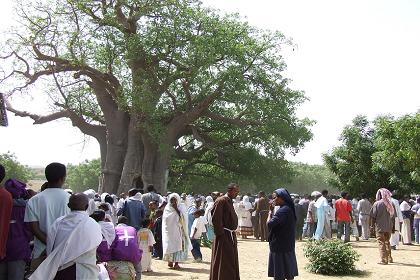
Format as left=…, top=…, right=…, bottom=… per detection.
left=163, top=249, right=189, bottom=262
left=238, top=226, right=253, bottom=236
left=268, top=251, right=298, bottom=280
left=207, top=225, right=215, bottom=241
left=107, top=261, right=136, bottom=280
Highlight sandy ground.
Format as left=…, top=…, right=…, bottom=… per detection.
left=142, top=237, right=420, bottom=280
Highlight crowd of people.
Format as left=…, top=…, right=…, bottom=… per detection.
left=0, top=162, right=419, bottom=280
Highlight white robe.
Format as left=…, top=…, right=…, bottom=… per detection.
left=84, top=189, right=97, bottom=215
left=162, top=193, right=192, bottom=255
left=390, top=198, right=404, bottom=247
left=29, top=211, right=102, bottom=280
left=204, top=197, right=214, bottom=226
left=238, top=196, right=253, bottom=228
left=314, top=196, right=329, bottom=240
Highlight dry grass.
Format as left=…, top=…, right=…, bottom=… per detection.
left=142, top=237, right=420, bottom=280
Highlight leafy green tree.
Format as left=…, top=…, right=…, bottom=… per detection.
left=2, top=0, right=312, bottom=194
left=284, top=163, right=334, bottom=195
left=169, top=148, right=295, bottom=195
left=323, top=116, right=389, bottom=197
left=66, top=159, right=101, bottom=193
left=373, top=113, right=420, bottom=193
left=0, top=152, right=33, bottom=183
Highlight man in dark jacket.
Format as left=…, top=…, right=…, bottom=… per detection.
left=117, top=188, right=146, bottom=230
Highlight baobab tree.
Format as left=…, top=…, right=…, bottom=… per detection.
left=1, top=0, right=312, bottom=194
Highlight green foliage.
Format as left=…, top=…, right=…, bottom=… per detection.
left=200, top=236, right=212, bottom=249
left=323, top=116, right=389, bottom=198
left=2, top=0, right=313, bottom=192
left=284, top=163, right=334, bottom=195
left=168, top=147, right=295, bottom=194
left=373, top=113, right=420, bottom=192
left=0, top=152, right=33, bottom=183
left=324, top=114, right=420, bottom=197
left=304, top=239, right=360, bottom=275
left=66, top=159, right=101, bottom=193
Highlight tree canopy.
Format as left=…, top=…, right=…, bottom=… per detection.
left=1, top=0, right=312, bottom=193
left=0, top=152, right=33, bottom=183
left=66, top=159, right=101, bottom=192
left=324, top=113, right=420, bottom=197
left=373, top=113, right=420, bottom=193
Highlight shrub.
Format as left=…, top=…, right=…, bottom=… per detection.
left=0, top=152, right=33, bottom=183
left=200, top=236, right=212, bottom=248
left=303, top=239, right=360, bottom=275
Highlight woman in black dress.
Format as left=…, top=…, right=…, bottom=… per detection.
left=267, top=188, right=298, bottom=280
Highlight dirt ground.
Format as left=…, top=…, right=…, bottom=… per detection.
left=142, top=237, right=420, bottom=280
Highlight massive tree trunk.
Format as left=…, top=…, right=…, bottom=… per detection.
left=141, top=133, right=171, bottom=194
left=118, top=115, right=144, bottom=194
left=102, top=111, right=129, bottom=194
left=88, top=80, right=130, bottom=194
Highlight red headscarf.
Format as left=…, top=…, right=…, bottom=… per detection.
left=375, top=188, right=395, bottom=215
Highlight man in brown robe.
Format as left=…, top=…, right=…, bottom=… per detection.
left=255, top=191, right=270, bottom=241
left=210, top=183, right=240, bottom=280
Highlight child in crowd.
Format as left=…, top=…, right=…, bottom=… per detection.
left=98, top=203, right=113, bottom=223
left=190, top=209, right=206, bottom=262
left=148, top=201, right=158, bottom=229
left=152, top=209, right=163, bottom=259
left=90, top=210, right=115, bottom=263
left=137, top=219, right=156, bottom=272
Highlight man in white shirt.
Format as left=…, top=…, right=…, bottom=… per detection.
left=190, top=209, right=206, bottom=262
left=400, top=195, right=412, bottom=245
left=29, top=193, right=102, bottom=280
left=357, top=194, right=372, bottom=240
left=24, top=162, right=70, bottom=271
left=390, top=193, right=404, bottom=249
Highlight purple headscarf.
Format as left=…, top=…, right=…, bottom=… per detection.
left=5, top=179, right=28, bottom=199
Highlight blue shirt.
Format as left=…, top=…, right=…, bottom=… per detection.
left=118, top=198, right=146, bottom=230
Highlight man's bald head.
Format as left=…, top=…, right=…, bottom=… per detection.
left=68, top=193, right=89, bottom=211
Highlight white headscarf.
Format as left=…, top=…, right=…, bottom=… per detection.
left=128, top=192, right=143, bottom=201
left=186, top=196, right=195, bottom=208
left=84, top=189, right=97, bottom=215
left=84, top=189, right=96, bottom=199
left=241, top=195, right=252, bottom=211
left=162, top=193, right=191, bottom=255
left=204, top=196, right=215, bottom=225
left=98, top=221, right=116, bottom=248
left=101, top=193, right=109, bottom=202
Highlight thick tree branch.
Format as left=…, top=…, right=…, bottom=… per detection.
left=204, top=111, right=261, bottom=127
left=6, top=100, right=105, bottom=139
left=6, top=101, right=70, bottom=124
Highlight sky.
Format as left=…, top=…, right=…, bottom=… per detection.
left=0, top=0, right=419, bottom=167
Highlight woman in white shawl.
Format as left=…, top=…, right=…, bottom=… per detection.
left=162, top=193, right=192, bottom=269
left=101, top=192, right=117, bottom=224
left=84, top=189, right=98, bottom=215
left=238, top=195, right=254, bottom=238
left=204, top=196, right=215, bottom=241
